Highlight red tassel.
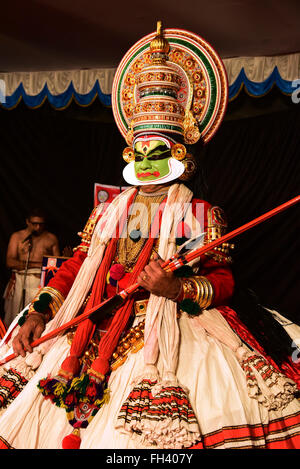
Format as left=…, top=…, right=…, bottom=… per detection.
left=109, top=263, right=125, bottom=280
left=62, top=429, right=81, bottom=449
left=61, top=355, right=81, bottom=376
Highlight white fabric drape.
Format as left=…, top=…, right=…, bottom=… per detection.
left=223, top=52, right=300, bottom=84
left=0, top=53, right=299, bottom=98
left=0, top=68, right=116, bottom=97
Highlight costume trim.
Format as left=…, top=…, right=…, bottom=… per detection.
left=117, top=378, right=201, bottom=449
left=0, top=368, right=28, bottom=410
left=0, top=436, right=14, bottom=449
left=73, top=206, right=103, bottom=253
left=204, top=206, right=234, bottom=263
left=191, top=411, right=300, bottom=449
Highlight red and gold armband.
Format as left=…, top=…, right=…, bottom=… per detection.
left=204, top=206, right=234, bottom=264
left=27, top=286, right=65, bottom=320
left=73, top=207, right=101, bottom=254
left=18, top=286, right=65, bottom=326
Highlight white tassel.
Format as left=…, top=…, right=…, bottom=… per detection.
left=236, top=346, right=298, bottom=410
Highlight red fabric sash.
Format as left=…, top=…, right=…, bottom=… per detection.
left=60, top=192, right=166, bottom=379
left=59, top=190, right=137, bottom=377
left=90, top=198, right=166, bottom=377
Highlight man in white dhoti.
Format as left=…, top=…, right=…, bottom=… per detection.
left=3, top=208, right=60, bottom=327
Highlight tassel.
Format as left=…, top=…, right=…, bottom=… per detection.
left=62, top=428, right=81, bottom=449
left=65, top=375, right=109, bottom=433
left=109, top=263, right=125, bottom=281
left=60, top=355, right=81, bottom=377
left=117, top=378, right=201, bottom=448
left=117, top=378, right=158, bottom=435
left=117, top=364, right=159, bottom=435
left=117, top=364, right=201, bottom=449
left=39, top=371, right=109, bottom=428
left=147, top=376, right=201, bottom=448
left=236, top=347, right=298, bottom=410
left=38, top=375, right=70, bottom=408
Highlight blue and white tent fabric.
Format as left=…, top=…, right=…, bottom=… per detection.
left=224, top=53, right=300, bottom=99
left=0, top=53, right=299, bottom=109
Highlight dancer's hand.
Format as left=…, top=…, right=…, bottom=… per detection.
left=137, top=257, right=181, bottom=300
left=12, top=313, right=46, bottom=357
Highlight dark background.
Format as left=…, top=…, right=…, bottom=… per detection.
left=0, top=88, right=299, bottom=321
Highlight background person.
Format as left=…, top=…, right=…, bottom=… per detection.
left=3, top=208, right=60, bottom=327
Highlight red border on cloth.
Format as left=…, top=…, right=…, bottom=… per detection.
left=191, top=411, right=300, bottom=449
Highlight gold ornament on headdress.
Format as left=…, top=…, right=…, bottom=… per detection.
left=122, top=147, right=135, bottom=163
left=171, top=143, right=187, bottom=161
left=126, top=121, right=134, bottom=147
left=125, top=21, right=201, bottom=147
left=183, top=68, right=201, bottom=145
left=126, top=21, right=186, bottom=144
left=149, top=21, right=170, bottom=62
left=183, top=110, right=201, bottom=145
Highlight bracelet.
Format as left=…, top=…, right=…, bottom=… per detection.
left=28, top=287, right=65, bottom=320
left=180, top=276, right=214, bottom=311
left=41, top=287, right=65, bottom=318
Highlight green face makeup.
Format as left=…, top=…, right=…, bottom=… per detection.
left=134, top=140, right=172, bottom=182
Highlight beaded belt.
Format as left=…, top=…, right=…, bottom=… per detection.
left=110, top=319, right=145, bottom=371
left=110, top=299, right=148, bottom=370
left=68, top=299, right=148, bottom=372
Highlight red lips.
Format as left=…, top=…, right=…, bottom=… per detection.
left=137, top=171, right=160, bottom=178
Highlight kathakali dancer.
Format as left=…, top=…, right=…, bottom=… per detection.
left=0, top=22, right=300, bottom=450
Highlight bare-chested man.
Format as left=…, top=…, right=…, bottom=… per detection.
left=3, top=208, right=60, bottom=327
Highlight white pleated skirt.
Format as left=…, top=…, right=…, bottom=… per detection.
left=1, top=311, right=300, bottom=449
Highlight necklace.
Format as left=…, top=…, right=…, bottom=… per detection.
left=116, top=192, right=166, bottom=271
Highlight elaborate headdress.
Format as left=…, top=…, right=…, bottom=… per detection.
left=112, top=21, right=228, bottom=184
